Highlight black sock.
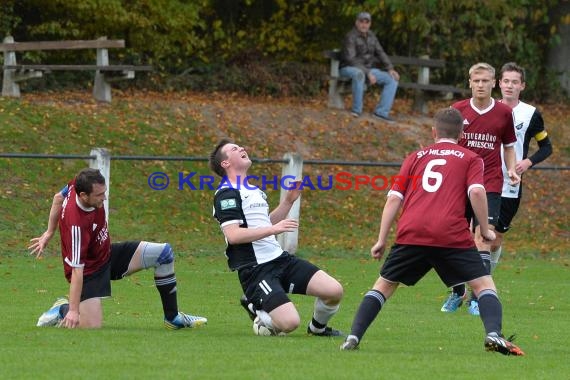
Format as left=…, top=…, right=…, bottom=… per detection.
left=350, top=289, right=386, bottom=341
left=479, top=251, right=491, bottom=275
left=452, top=283, right=466, bottom=297
left=59, top=304, right=69, bottom=318
left=155, top=274, right=178, bottom=321
left=478, top=289, right=502, bottom=334
left=311, top=318, right=326, bottom=329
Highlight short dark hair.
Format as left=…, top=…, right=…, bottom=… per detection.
left=500, top=62, right=525, bottom=82
left=75, top=168, right=106, bottom=195
left=209, top=138, right=234, bottom=177
left=434, top=108, right=464, bottom=139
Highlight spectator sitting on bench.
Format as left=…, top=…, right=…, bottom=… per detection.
left=340, top=12, right=400, bottom=123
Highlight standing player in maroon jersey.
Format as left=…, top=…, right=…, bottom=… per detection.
left=441, top=62, right=521, bottom=315
left=29, top=168, right=207, bottom=329
left=340, top=108, right=524, bottom=356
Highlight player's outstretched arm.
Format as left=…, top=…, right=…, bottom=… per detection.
left=503, top=146, right=521, bottom=185
left=28, top=192, right=64, bottom=258
left=269, top=181, right=302, bottom=224
left=518, top=134, right=552, bottom=174
left=60, top=266, right=83, bottom=328
left=469, top=187, right=496, bottom=241
left=223, top=218, right=299, bottom=245
left=371, top=194, right=402, bottom=260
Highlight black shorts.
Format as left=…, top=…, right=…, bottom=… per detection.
left=237, top=252, right=320, bottom=313
left=380, top=244, right=488, bottom=288
left=81, top=241, right=141, bottom=301
left=466, top=192, right=501, bottom=228
left=495, top=197, right=521, bottom=233
left=81, top=262, right=111, bottom=301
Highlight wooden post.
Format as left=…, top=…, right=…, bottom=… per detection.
left=2, top=36, right=20, bottom=98
left=93, top=36, right=112, bottom=102
left=327, top=49, right=345, bottom=109
left=277, top=152, right=303, bottom=254
left=89, top=148, right=111, bottom=221
left=413, top=54, right=430, bottom=114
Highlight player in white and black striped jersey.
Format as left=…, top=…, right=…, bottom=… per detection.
left=492, top=62, right=553, bottom=269
left=210, top=139, right=344, bottom=337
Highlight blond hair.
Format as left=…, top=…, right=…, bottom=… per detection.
left=468, top=62, right=495, bottom=78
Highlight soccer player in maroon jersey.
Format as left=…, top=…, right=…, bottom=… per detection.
left=491, top=62, right=553, bottom=271
left=441, top=62, right=521, bottom=315
left=340, top=108, right=524, bottom=356
left=29, top=168, right=207, bottom=329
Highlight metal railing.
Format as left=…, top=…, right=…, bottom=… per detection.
left=2, top=149, right=568, bottom=253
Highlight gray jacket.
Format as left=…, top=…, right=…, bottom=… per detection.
left=340, top=27, right=393, bottom=74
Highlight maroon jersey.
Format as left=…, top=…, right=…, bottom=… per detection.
left=58, top=179, right=110, bottom=282
left=389, top=140, right=484, bottom=248
left=452, top=98, right=516, bottom=192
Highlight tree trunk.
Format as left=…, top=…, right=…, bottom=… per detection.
left=547, top=2, right=570, bottom=95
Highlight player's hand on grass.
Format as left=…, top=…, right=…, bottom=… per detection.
left=59, top=310, right=80, bottom=329
left=371, top=240, right=387, bottom=260
left=28, top=231, right=53, bottom=258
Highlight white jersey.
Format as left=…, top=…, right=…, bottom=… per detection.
left=213, top=184, right=283, bottom=270
left=501, top=101, right=536, bottom=198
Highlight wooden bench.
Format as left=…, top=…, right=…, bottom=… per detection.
left=0, top=36, right=152, bottom=102
left=325, top=49, right=469, bottom=114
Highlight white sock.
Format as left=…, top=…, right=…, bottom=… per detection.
left=347, top=334, right=359, bottom=343
left=256, top=310, right=274, bottom=329
left=312, top=297, right=340, bottom=329
left=490, top=246, right=502, bottom=272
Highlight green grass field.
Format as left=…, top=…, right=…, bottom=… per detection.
left=1, top=254, right=568, bottom=379
left=1, top=92, right=568, bottom=379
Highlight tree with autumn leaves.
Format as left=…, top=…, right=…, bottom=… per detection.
left=1, top=0, right=568, bottom=101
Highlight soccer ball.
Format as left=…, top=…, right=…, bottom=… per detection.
left=252, top=316, right=273, bottom=336
left=252, top=316, right=285, bottom=336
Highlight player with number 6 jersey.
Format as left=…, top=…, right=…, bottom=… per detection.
left=340, top=108, right=524, bottom=356
left=393, top=142, right=483, bottom=248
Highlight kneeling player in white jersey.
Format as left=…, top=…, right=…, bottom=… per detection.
left=209, top=139, right=344, bottom=337
left=492, top=62, right=553, bottom=269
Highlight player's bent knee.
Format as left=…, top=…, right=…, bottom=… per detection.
left=307, top=271, right=343, bottom=302
left=275, top=314, right=301, bottom=333
left=333, top=280, right=344, bottom=300
left=140, top=242, right=176, bottom=277
left=79, top=298, right=103, bottom=328
left=141, top=242, right=174, bottom=268
left=324, top=287, right=343, bottom=305
left=157, top=243, right=174, bottom=265
left=469, top=276, right=496, bottom=295
left=268, top=302, right=300, bottom=332
left=324, top=279, right=344, bottom=302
